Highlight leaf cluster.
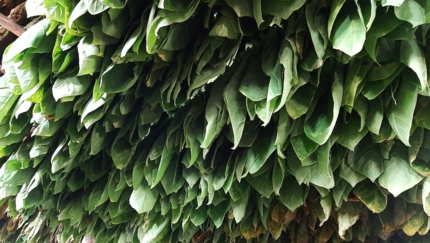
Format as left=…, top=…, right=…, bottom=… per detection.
left=1, top=0, right=430, bottom=242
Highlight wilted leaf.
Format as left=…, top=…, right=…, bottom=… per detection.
left=353, top=180, right=387, bottom=213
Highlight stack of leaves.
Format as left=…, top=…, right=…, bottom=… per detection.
left=1, top=0, right=430, bottom=242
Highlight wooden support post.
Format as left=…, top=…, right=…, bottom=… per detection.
left=0, top=12, right=25, bottom=37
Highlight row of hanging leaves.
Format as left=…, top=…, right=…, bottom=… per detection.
left=1, top=0, right=430, bottom=242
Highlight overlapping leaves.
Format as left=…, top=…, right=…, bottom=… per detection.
left=1, top=0, right=430, bottom=242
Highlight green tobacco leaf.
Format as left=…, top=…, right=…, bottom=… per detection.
left=252, top=0, right=264, bottom=27
left=386, top=80, right=418, bottom=146
left=239, top=59, right=269, bottom=102
left=367, top=59, right=401, bottom=81
left=85, top=0, right=109, bottom=15
left=223, top=56, right=252, bottom=149
left=379, top=153, right=423, bottom=197
left=272, top=157, right=285, bottom=195
left=3, top=19, right=52, bottom=62
left=77, top=37, right=103, bottom=76
left=331, top=2, right=366, bottom=56
left=161, top=155, right=185, bottom=195
left=52, top=76, right=92, bottom=101
left=317, top=142, right=331, bottom=181
left=400, top=40, right=428, bottom=92
left=353, top=180, right=387, bottom=213
left=231, top=187, right=249, bottom=223
left=304, top=64, right=343, bottom=145
left=188, top=63, right=227, bottom=99
left=382, top=0, right=405, bottom=6
left=129, top=181, right=159, bottom=214
left=361, top=64, right=404, bottom=100
left=190, top=204, right=207, bottom=226
left=364, top=8, right=402, bottom=61
left=100, top=63, right=141, bottom=93
left=245, top=127, right=276, bottom=174
left=288, top=143, right=335, bottom=189
left=291, top=132, right=319, bottom=161
left=279, top=175, right=307, bottom=211
left=340, top=162, right=366, bottom=187
left=347, top=138, right=384, bottom=182
left=337, top=114, right=369, bottom=151
left=359, top=0, right=377, bottom=30
left=409, top=127, right=424, bottom=163
left=111, top=136, right=136, bottom=170
left=102, top=0, right=128, bottom=8
left=306, top=0, right=328, bottom=59
left=14, top=57, right=40, bottom=94
left=342, top=59, right=372, bottom=111
left=26, top=0, right=46, bottom=17
left=261, top=0, right=306, bottom=20
left=246, top=174, right=272, bottom=198
left=138, top=215, right=170, bottom=243
left=275, top=37, right=296, bottom=112
left=274, top=107, right=291, bottom=152
left=225, top=0, right=253, bottom=17
left=262, top=29, right=282, bottom=102
left=328, top=0, right=346, bottom=38
left=366, top=96, right=384, bottom=135
left=148, top=0, right=199, bottom=53
left=208, top=200, right=229, bottom=228
left=33, top=119, right=65, bottom=137
left=152, top=147, right=173, bottom=187
left=201, top=81, right=228, bottom=149
left=0, top=78, right=19, bottom=120
left=286, top=83, right=316, bottom=119
left=394, top=0, right=426, bottom=27
left=4, top=0, right=430, bottom=241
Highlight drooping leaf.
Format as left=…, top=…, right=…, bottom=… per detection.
left=379, top=152, right=423, bottom=197
left=353, top=180, right=387, bottom=213
left=223, top=55, right=252, bottom=149
left=129, top=181, right=159, bottom=214
left=386, top=80, right=418, bottom=146
left=337, top=202, right=360, bottom=239
left=331, top=2, right=366, bottom=56
left=304, top=62, right=343, bottom=145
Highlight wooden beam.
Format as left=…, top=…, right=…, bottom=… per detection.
left=0, top=13, right=25, bottom=37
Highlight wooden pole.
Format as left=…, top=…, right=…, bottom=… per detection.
left=0, top=13, right=25, bottom=37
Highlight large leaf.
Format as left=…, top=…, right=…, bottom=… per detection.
left=201, top=81, right=228, bottom=149
left=331, top=2, right=366, bottom=56
left=353, top=180, right=387, bottom=213
left=223, top=55, right=252, bottom=149
left=52, top=76, right=92, bottom=101
left=304, top=63, right=343, bottom=145
left=261, top=0, right=306, bottom=20
left=337, top=202, right=360, bottom=239
left=279, top=175, right=307, bottom=211
left=394, top=0, right=426, bottom=27
left=386, top=80, right=418, bottom=146
left=129, top=182, right=159, bottom=214
left=244, top=127, right=276, bottom=174
left=3, top=19, right=52, bottom=62
left=378, top=153, right=423, bottom=197
left=400, top=40, right=428, bottom=92
left=347, top=140, right=384, bottom=182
